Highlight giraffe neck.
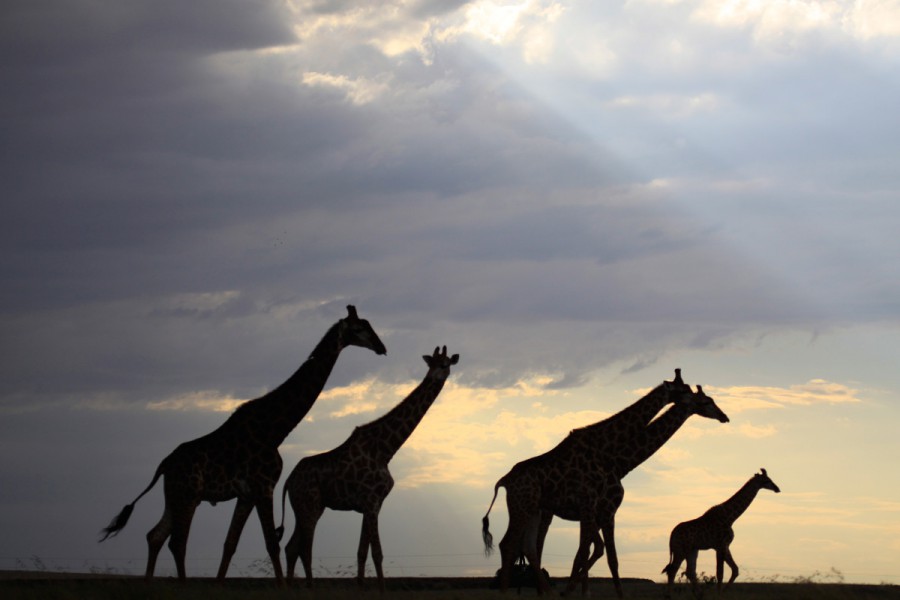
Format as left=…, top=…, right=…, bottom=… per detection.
left=714, top=477, right=763, bottom=526
left=605, top=383, right=672, bottom=430
left=569, top=383, right=671, bottom=449
left=355, top=373, right=448, bottom=463
left=612, top=400, right=692, bottom=478
left=227, top=321, right=344, bottom=448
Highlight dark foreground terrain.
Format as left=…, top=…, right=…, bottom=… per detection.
left=1, top=572, right=898, bottom=600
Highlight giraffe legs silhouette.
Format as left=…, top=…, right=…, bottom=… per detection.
left=600, top=520, right=622, bottom=598
left=145, top=507, right=172, bottom=580
left=498, top=512, right=550, bottom=595
left=358, top=511, right=386, bottom=592
left=217, top=498, right=254, bottom=580
left=284, top=496, right=324, bottom=588
left=254, top=498, right=285, bottom=583
left=168, top=500, right=199, bottom=579
left=717, top=546, right=739, bottom=593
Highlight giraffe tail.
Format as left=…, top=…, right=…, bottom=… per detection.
left=98, top=459, right=166, bottom=542
left=481, top=479, right=503, bottom=556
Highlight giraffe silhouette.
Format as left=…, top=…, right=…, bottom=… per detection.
left=558, top=384, right=729, bottom=596
left=277, top=346, right=459, bottom=592
left=482, top=371, right=730, bottom=595
left=663, top=469, right=781, bottom=597
left=99, top=305, right=386, bottom=583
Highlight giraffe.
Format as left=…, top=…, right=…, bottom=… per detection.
left=557, top=384, right=729, bottom=596
left=662, top=469, right=781, bottom=597
left=482, top=372, right=730, bottom=596
left=278, top=345, right=459, bottom=592
left=99, top=305, right=387, bottom=583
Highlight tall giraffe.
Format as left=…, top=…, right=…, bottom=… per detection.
left=482, top=373, right=730, bottom=595
left=99, top=305, right=386, bottom=583
left=500, top=368, right=691, bottom=592
left=278, top=345, right=459, bottom=592
left=558, top=384, right=729, bottom=595
left=662, top=469, right=781, bottom=597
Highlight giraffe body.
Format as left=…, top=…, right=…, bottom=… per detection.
left=482, top=372, right=730, bottom=596
left=663, top=469, right=781, bottom=597
left=279, top=346, right=459, bottom=592
left=99, top=306, right=386, bottom=583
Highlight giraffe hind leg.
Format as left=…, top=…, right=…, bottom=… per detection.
left=145, top=508, right=172, bottom=580
left=685, top=550, right=700, bottom=599
left=663, top=551, right=684, bottom=600
left=166, top=500, right=199, bottom=580
left=521, top=514, right=551, bottom=595
left=497, top=517, right=526, bottom=593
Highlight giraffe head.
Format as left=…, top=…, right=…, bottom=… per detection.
left=687, top=384, right=730, bottom=423
left=422, top=345, right=459, bottom=381
left=338, top=305, right=387, bottom=355
left=755, top=468, right=781, bottom=493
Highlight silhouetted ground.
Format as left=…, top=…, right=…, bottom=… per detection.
left=0, top=572, right=898, bottom=599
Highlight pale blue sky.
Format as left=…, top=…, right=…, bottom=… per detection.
left=1, top=0, right=899, bottom=585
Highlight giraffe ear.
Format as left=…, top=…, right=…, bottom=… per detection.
left=346, top=305, right=358, bottom=320
left=760, top=468, right=767, bottom=477
left=450, top=354, right=460, bottom=365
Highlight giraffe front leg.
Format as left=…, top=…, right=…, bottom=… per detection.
left=716, top=548, right=725, bottom=594
left=563, top=520, right=596, bottom=596
left=723, top=548, right=739, bottom=591
left=536, top=510, right=553, bottom=565
left=216, top=498, right=253, bottom=580
left=580, top=528, right=605, bottom=597
left=254, top=498, right=285, bottom=584
left=356, top=513, right=372, bottom=588
left=601, top=520, right=622, bottom=598
left=363, top=512, right=386, bottom=593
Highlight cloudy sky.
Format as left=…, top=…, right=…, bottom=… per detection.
left=2, top=0, right=899, bottom=585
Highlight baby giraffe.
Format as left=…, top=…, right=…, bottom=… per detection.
left=663, top=469, right=781, bottom=597
left=277, top=346, right=459, bottom=592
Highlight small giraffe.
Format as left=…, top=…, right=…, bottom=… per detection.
left=99, top=305, right=386, bottom=583
left=482, top=372, right=730, bottom=596
left=278, top=345, right=459, bottom=592
left=662, top=469, right=781, bottom=597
